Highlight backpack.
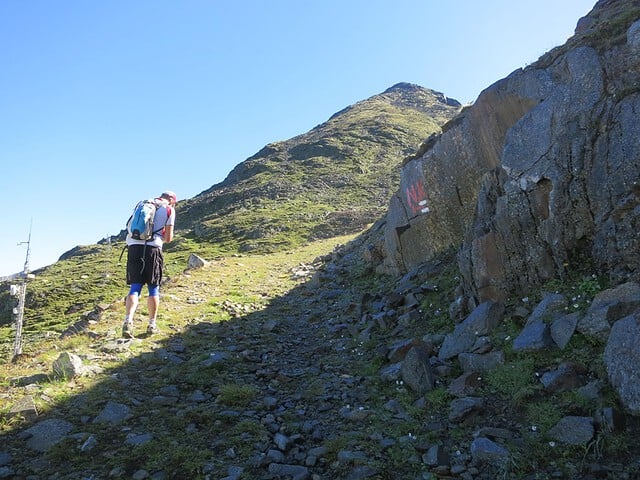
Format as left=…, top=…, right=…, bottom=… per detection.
left=127, top=199, right=161, bottom=241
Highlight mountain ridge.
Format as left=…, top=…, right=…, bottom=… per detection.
left=174, top=82, right=461, bottom=254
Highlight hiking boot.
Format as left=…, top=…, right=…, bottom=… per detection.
left=122, top=322, right=135, bottom=339
left=146, top=323, right=159, bottom=335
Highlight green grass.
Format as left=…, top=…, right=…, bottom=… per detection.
left=217, top=383, right=258, bottom=406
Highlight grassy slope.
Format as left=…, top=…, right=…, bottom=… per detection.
left=175, top=84, right=460, bottom=253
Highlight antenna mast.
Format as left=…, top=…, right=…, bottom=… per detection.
left=12, top=225, right=33, bottom=361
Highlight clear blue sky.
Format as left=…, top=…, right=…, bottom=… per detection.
left=0, top=0, right=596, bottom=277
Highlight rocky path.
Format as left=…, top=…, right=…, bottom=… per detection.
left=2, top=244, right=428, bottom=480
left=99, top=258, right=401, bottom=480
left=5, top=243, right=640, bottom=479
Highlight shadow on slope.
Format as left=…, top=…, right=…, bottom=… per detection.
left=2, top=233, right=640, bottom=480
left=0, top=235, right=411, bottom=479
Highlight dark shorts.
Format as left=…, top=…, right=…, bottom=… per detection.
left=126, top=244, right=164, bottom=286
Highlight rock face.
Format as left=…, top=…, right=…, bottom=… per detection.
left=382, top=1, right=640, bottom=308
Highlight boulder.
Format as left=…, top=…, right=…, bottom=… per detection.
left=400, top=345, right=435, bottom=394
left=187, top=253, right=208, bottom=269
left=513, top=321, right=553, bottom=352
left=550, top=312, right=579, bottom=349
left=20, top=419, right=74, bottom=452
left=604, top=312, right=640, bottom=415
left=548, top=416, right=594, bottom=445
left=438, top=301, right=504, bottom=360
left=578, top=282, right=640, bottom=337
left=52, top=352, right=86, bottom=379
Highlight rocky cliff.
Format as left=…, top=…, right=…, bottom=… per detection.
left=380, top=0, right=640, bottom=310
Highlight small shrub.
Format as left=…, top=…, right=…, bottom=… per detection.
left=485, top=357, right=537, bottom=398
left=218, top=383, right=257, bottom=406
left=526, top=399, right=563, bottom=434
left=425, top=387, right=452, bottom=413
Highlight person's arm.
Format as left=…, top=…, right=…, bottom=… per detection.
left=163, top=224, right=174, bottom=243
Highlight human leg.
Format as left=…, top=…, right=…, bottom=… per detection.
left=123, top=283, right=143, bottom=337
left=146, top=284, right=160, bottom=333
left=124, top=244, right=147, bottom=338
left=145, top=247, right=164, bottom=334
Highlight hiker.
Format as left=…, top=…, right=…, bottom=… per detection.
left=122, top=191, right=177, bottom=338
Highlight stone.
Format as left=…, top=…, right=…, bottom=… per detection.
left=628, top=19, right=640, bottom=50
left=52, top=352, right=87, bottom=379
left=201, top=351, right=231, bottom=367
left=422, top=444, right=450, bottom=467
left=93, top=401, right=132, bottom=424
left=187, top=253, right=208, bottom=269
left=579, top=282, right=640, bottom=337
left=474, top=427, right=514, bottom=440
left=540, top=361, right=587, bottom=392
left=458, top=351, right=504, bottom=373
left=449, top=397, right=485, bottom=423
left=400, top=345, right=435, bottom=394
left=273, top=432, right=290, bottom=451
left=344, top=466, right=379, bottom=479
left=387, top=338, right=422, bottom=363
left=595, top=407, right=625, bottom=434
left=0, top=466, right=15, bottom=479
left=526, top=294, right=567, bottom=326
left=470, top=336, right=493, bottom=354
left=337, top=450, right=368, bottom=464
left=80, top=435, right=98, bottom=452
left=448, top=371, right=483, bottom=397
left=21, top=418, right=74, bottom=452
left=8, top=395, right=38, bottom=421
left=132, top=469, right=149, bottom=480
left=125, top=433, right=153, bottom=446
left=438, top=301, right=504, bottom=360
left=548, top=416, right=594, bottom=445
left=267, top=463, right=309, bottom=480
left=10, top=373, right=50, bottom=387
left=266, top=449, right=286, bottom=463
left=513, top=321, right=553, bottom=352
left=604, top=313, right=640, bottom=414
left=550, top=312, right=579, bottom=349
left=470, top=437, right=510, bottom=464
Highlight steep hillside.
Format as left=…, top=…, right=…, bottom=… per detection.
left=0, top=83, right=460, bottom=329
left=176, top=83, right=461, bottom=253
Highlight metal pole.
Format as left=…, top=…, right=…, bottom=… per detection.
left=13, top=282, right=26, bottom=358
left=13, top=226, right=32, bottom=361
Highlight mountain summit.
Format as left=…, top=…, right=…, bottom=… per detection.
left=177, top=83, right=461, bottom=253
